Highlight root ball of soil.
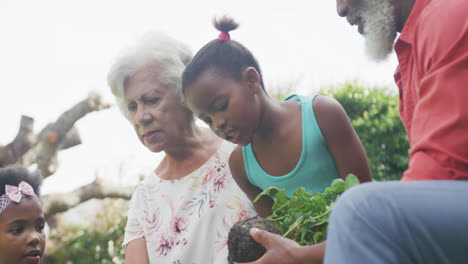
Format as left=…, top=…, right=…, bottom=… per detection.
left=227, top=216, right=281, bottom=264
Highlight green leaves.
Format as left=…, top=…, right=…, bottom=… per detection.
left=345, top=174, right=360, bottom=189
left=254, top=174, right=360, bottom=245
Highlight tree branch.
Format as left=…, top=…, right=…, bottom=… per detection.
left=42, top=180, right=135, bottom=220
left=18, top=92, right=110, bottom=177
left=0, top=116, right=37, bottom=166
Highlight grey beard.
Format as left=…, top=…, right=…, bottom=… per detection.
left=361, top=0, right=397, bottom=61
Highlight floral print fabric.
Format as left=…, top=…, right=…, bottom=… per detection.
left=123, top=141, right=257, bottom=263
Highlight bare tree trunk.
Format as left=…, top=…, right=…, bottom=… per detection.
left=42, top=180, right=135, bottom=221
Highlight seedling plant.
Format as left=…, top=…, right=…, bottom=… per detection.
left=253, top=174, right=360, bottom=245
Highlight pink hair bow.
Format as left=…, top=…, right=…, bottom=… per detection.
left=5, top=181, right=36, bottom=203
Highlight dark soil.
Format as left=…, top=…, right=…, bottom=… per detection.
left=227, top=216, right=281, bottom=264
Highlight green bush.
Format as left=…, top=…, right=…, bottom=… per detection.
left=44, top=199, right=127, bottom=264
left=319, top=81, right=409, bottom=181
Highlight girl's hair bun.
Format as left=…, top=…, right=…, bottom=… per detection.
left=213, top=15, right=239, bottom=33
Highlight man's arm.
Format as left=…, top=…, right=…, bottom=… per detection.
left=403, top=4, right=468, bottom=180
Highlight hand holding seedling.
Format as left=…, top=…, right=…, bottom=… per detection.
left=255, top=174, right=360, bottom=245
left=231, top=175, right=360, bottom=263
left=234, top=228, right=325, bottom=264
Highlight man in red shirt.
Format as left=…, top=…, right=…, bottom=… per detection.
left=234, top=0, right=468, bottom=263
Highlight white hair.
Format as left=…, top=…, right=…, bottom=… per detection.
left=107, top=32, right=192, bottom=119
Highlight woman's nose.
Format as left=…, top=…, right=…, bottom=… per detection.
left=135, top=107, right=153, bottom=125
left=337, top=0, right=349, bottom=17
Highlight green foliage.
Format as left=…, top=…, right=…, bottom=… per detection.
left=255, top=174, right=360, bottom=245
left=318, top=81, right=409, bottom=181
left=45, top=199, right=127, bottom=264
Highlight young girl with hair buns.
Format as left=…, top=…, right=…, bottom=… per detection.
left=0, top=165, right=45, bottom=264
left=182, top=16, right=372, bottom=218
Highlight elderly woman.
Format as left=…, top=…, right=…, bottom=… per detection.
left=107, top=32, right=256, bottom=264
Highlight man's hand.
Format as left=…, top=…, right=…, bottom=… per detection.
left=234, top=228, right=323, bottom=264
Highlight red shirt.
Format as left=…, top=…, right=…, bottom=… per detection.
left=394, top=0, right=468, bottom=181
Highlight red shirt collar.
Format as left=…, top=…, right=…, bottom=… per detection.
left=398, top=0, right=432, bottom=44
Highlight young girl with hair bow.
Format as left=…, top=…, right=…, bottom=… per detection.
left=0, top=165, right=45, bottom=264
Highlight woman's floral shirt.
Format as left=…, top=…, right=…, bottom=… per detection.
left=123, top=141, right=257, bottom=263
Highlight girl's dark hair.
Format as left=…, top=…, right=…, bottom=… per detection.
left=0, top=165, right=42, bottom=197
left=182, top=16, right=265, bottom=94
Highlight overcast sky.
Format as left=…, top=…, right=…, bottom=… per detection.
left=0, top=0, right=399, bottom=194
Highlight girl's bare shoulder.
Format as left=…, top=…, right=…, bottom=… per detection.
left=312, top=95, right=350, bottom=136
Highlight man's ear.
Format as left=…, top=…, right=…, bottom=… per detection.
left=242, top=67, right=262, bottom=94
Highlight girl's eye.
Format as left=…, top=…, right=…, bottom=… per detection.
left=218, top=100, right=228, bottom=111
left=36, top=224, right=45, bottom=232
left=10, top=227, right=24, bottom=235
left=217, top=100, right=229, bottom=112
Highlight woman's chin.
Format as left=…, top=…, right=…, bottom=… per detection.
left=145, top=142, right=165, bottom=153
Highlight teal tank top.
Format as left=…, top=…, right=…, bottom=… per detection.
left=242, top=94, right=340, bottom=197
